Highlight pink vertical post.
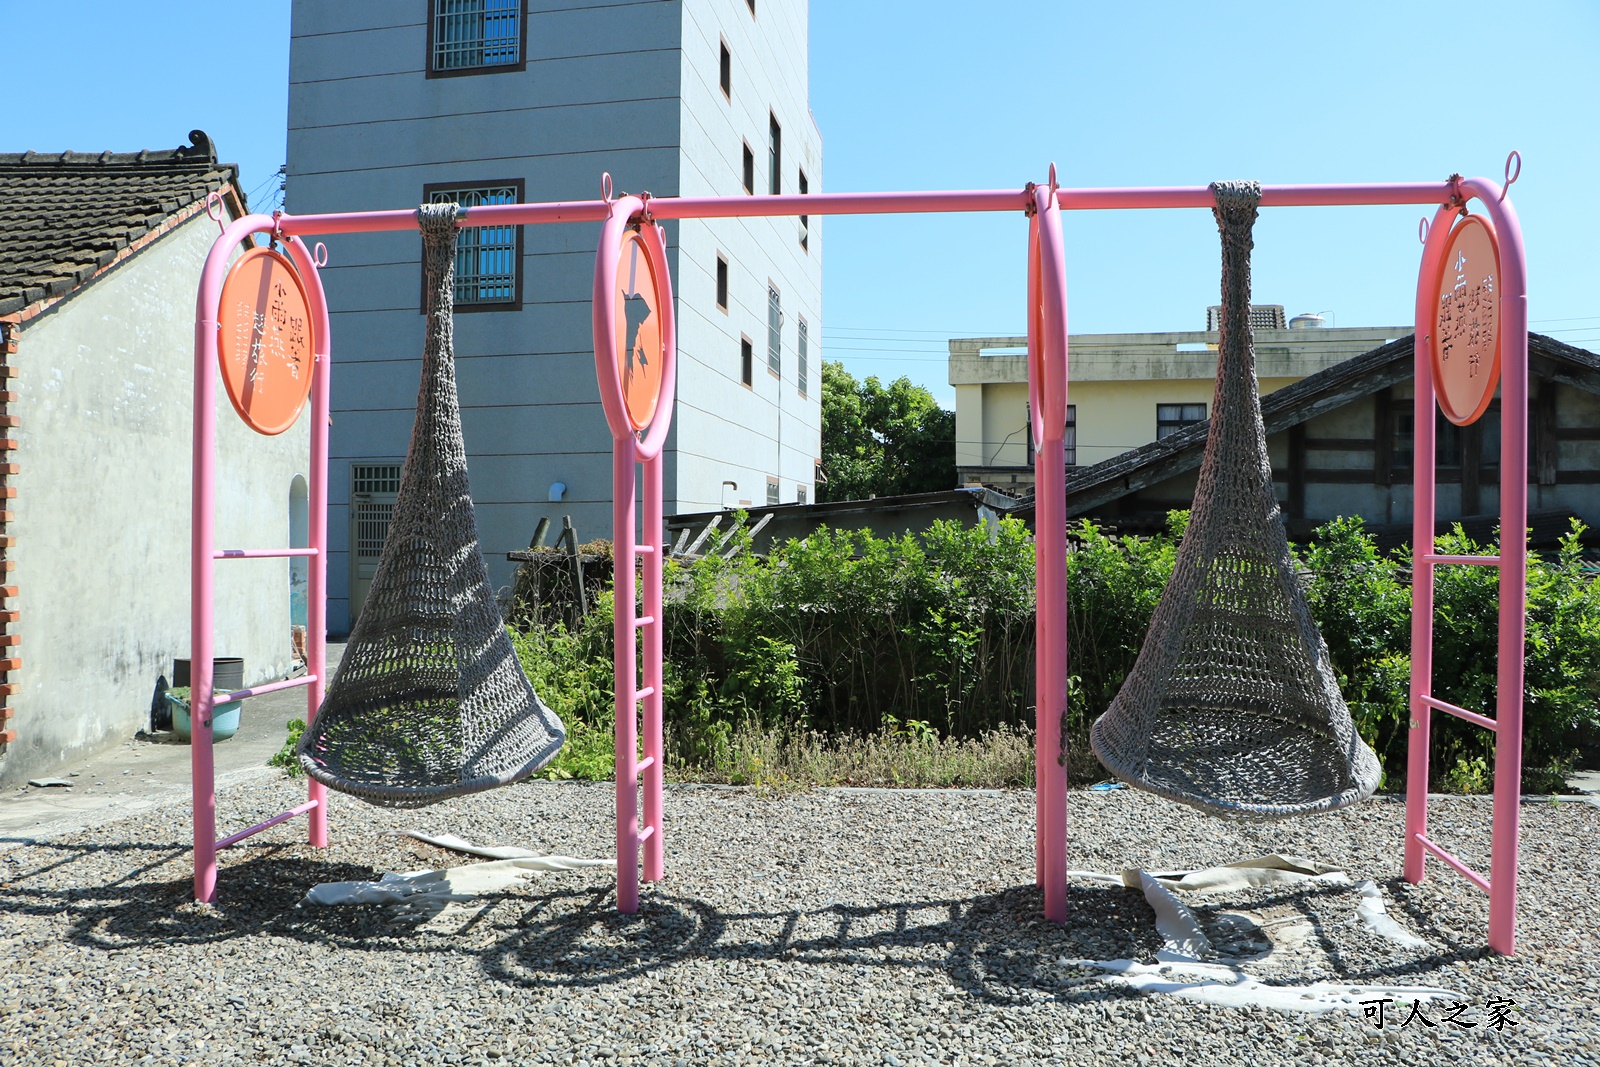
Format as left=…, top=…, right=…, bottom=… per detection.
left=1467, top=179, right=1528, bottom=956
left=1028, top=175, right=1070, bottom=924
left=1404, top=203, right=1456, bottom=885
left=192, top=214, right=272, bottom=901
left=286, top=235, right=332, bottom=848
left=642, top=451, right=665, bottom=883
left=612, top=443, right=641, bottom=911
left=592, top=195, right=676, bottom=913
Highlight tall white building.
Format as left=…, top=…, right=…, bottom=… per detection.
left=289, top=0, right=821, bottom=634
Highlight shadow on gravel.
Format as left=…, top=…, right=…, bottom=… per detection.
left=3, top=836, right=1490, bottom=1008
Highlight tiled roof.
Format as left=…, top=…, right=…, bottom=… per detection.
left=0, top=130, right=239, bottom=317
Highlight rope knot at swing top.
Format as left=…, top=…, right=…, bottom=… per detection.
left=296, top=202, right=566, bottom=808
left=1089, top=181, right=1381, bottom=821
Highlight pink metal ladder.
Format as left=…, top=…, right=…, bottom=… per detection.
left=190, top=214, right=332, bottom=901
left=592, top=197, right=675, bottom=912
left=1403, top=184, right=1528, bottom=956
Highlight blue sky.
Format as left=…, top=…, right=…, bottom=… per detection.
left=11, top=1, right=1597, bottom=406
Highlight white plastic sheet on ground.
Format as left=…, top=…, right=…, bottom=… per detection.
left=303, top=833, right=613, bottom=909
left=1060, top=855, right=1452, bottom=1014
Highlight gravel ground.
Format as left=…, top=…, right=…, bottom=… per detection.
left=1, top=777, right=1597, bottom=1066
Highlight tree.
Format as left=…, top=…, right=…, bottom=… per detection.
left=817, top=361, right=956, bottom=502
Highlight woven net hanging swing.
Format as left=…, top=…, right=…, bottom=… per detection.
left=298, top=202, right=565, bottom=808
left=1089, top=181, right=1381, bottom=820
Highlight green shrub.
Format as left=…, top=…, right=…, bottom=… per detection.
left=505, top=514, right=1600, bottom=794
left=269, top=718, right=307, bottom=777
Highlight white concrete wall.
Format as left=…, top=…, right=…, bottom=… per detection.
left=290, top=0, right=819, bottom=634
left=3, top=213, right=309, bottom=785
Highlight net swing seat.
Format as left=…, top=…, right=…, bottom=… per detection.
left=297, top=203, right=566, bottom=808
left=1089, top=181, right=1382, bottom=821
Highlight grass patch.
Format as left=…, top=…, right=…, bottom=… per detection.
left=684, top=720, right=1038, bottom=790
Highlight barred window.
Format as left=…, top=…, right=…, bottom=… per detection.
left=796, top=317, right=808, bottom=397
left=425, top=183, right=521, bottom=306
left=351, top=463, right=401, bottom=496
left=766, top=477, right=779, bottom=506
left=430, top=0, right=523, bottom=73
left=767, top=285, right=782, bottom=377
left=1064, top=404, right=1077, bottom=466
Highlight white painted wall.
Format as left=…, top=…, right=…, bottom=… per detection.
left=3, top=213, right=309, bottom=785
left=289, top=0, right=820, bottom=634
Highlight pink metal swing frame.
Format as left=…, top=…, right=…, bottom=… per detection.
left=188, top=164, right=1528, bottom=954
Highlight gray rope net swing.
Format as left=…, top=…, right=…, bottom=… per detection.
left=1088, top=181, right=1381, bottom=820
left=298, top=202, right=566, bottom=808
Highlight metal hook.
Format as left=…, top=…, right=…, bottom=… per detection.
left=1047, top=161, right=1059, bottom=199
left=205, top=190, right=227, bottom=234
left=313, top=242, right=329, bottom=268
left=601, top=172, right=614, bottom=205
left=1418, top=216, right=1429, bottom=246
left=1500, top=150, right=1521, bottom=201
left=637, top=190, right=653, bottom=225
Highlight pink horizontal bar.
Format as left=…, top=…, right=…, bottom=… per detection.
left=215, top=548, right=320, bottom=559
left=652, top=189, right=1026, bottom=219
left=264, top=181, right=1467, bottom=239
left=637, top=825, right=656, bottom=843
left=634, top=615, right=655, bottom=627
left=634, top=545, right=656, bottom=555
left=1423, top=554, right=1501, bottom=566
left=276, top=199, right=610, bottom=236
left=1059, top=182, right=1455, bottom=210
left=1421, top=694, right=1499, bottom=732
left=634, top=755, right=656, bottom=776
left=1415, top=834, right=1492, bottom=894
left=216, top=799, right=320, bottom=850
left=222, top=675, right=318, bottom=702
left=634, top=686, right=655, bottom=702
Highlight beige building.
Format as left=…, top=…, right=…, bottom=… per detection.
left=949, top=307, right=1405, bottom=491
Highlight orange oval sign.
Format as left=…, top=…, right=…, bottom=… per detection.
left=1430, top=215, right=1501, bottom=427
left=614, top=229, right=664, bottom=432
left=218, top=246, right=316, bottom=435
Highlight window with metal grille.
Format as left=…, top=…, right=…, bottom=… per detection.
left=353, top=500, right=394, bottom=561
left=1157, top=403, right=1207, bottom=440
left=425, top=183, right=521, bottom=306
left=350, top=463, right=402, bottom=563
left=740, top=336, right=753, bottom=386
left=796, top=485, right=807, bottom=505
left=798, top=169, right=809, bottom=249
left=715, top=254, right=728, bottom=311
left=719, top=40, right=731, bottom=98
left=352, top=463, right=401, bottom=496
left=1065, top=404, right=1077, bottom=466
left=766, top=285, right=782, bottom=376
left=766, top=477, right=779, bottom=505
left=768, top=114, right=782, bottom=195
left=429, top=0, right=522, bottom=74
left=742, top=143, right=754, bottom=194
left=796, top=317, right=808, bottom=397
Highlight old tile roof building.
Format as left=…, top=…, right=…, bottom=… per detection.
left=0, top=131, right=309, bottom=786
left=0, top=130, right=237, bottom=315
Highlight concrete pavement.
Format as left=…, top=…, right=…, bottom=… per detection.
left=0, top=644, right=343, bottom=851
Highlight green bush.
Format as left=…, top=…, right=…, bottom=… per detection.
left=507, top=514, right=1600, bottom=793
left=269, top=718, right=307, bottom=777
